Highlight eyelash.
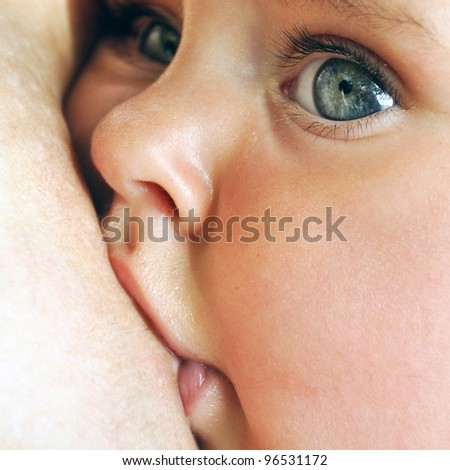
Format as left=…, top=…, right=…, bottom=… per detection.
left=99, top=4, right=403, bottom=140
left=277, top=26, right=404, bottom=139
left=99, top=1, right=167, bottom=57
left=279, top=26, right=398, bottom=93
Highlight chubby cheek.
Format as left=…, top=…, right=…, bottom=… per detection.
left=199, top=138, right=450, bottom=448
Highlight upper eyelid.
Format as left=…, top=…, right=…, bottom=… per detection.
left=98, top=2, right=181, bottom=69
left=276, top=25, right=384, bottom=70
left=278, top=26, right=347, bottom=62
left=275, top=26, right=405, bottom=107
left=273, top=27, right=408, bottom=140
left=101, top=1, right=181, bottom=32
left=101, top=4, right=403, bottom=109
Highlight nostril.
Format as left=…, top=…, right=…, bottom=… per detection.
left=137, top=181, right=178, bottom=217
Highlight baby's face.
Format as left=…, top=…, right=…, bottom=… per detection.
left=66, top=0, right=450, bottom=448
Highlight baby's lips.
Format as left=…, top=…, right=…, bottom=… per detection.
left=178, top=360, right=250, bottom=450
left=178, top=360, right=208, bottom=414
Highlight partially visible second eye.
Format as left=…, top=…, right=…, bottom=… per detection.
left=139, top=21, right=180, bottom=65
left=292, top=57, right=395, bottom=121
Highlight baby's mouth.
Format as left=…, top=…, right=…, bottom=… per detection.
left=108, top=242, right=248, bottom=449
left=177, top=359, right=249, bottom=450
left=177, top=359, right=215, bottom=449
left=177, top=360, right=208, bottom=414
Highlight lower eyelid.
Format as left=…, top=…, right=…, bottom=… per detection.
left=103, top=36, right=139, bottom=60
left=96, top=40, right=167, bottom=82
left=276, top=50, right=412, bottom=140
left=282, top=99, right=405, bottom=141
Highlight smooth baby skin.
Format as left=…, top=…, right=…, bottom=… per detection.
left=66, top=0, right=450, bottom=448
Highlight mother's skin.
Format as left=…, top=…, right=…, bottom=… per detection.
left=0, top=0, right=195, bottom=448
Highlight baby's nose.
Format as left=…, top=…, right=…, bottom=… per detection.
left=91, top=27, right=258, bottom=227
left=91, top=19, right=259, bottom=355
left=91, top=100, right=213, bottom=230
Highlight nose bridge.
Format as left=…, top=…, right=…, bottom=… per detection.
left=93, top=26, right=257, bottom=220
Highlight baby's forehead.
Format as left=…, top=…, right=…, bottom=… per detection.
left=315, top=0, right=444, bottom=42
left=287, top=0, right=449, bottom=58
left=290, top=0, right=434, bottom=33
left=106, top=0, right=448, bottom=42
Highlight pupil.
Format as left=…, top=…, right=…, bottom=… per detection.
left=164, top=37, right=177, bottom=58
left=339, top=79, right=353, bottom=95
left=312, top=58, right=394, bottom=121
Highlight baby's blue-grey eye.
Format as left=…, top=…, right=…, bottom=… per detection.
left=139, top=21, right=180, bottom=65
left=293, top=57, right=395, bottom=121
